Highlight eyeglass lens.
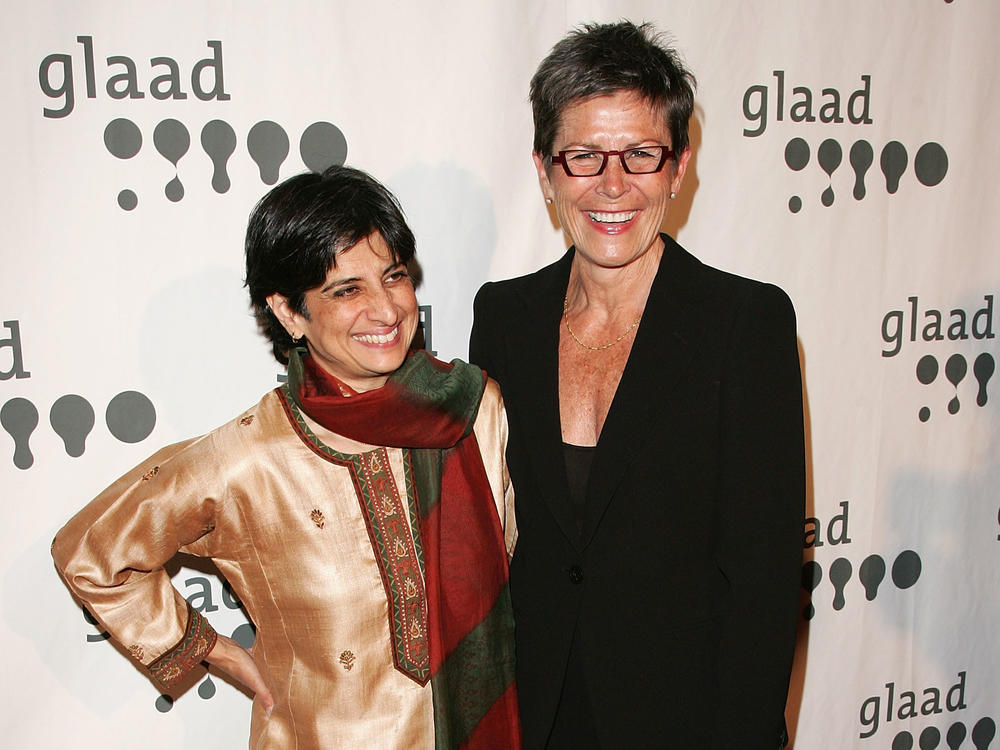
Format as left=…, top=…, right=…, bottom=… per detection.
left=559, top=147, right=669, bottom=176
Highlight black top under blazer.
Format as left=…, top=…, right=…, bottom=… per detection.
left=469, top=235, right=805, bottom=749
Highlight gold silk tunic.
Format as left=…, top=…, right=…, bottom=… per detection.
left=52, top=381, right=516, bottom=749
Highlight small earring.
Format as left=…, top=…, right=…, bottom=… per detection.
left=545, top=198, right=553, bottom=205
left=670, top=191, right=677, bottom=199
left=292, top=333, right=303, bottom=343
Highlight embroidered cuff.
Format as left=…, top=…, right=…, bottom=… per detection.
left=147, top=604, right=218, bottom=689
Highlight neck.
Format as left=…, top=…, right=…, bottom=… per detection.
left=565, top=236, right=664, bottom=320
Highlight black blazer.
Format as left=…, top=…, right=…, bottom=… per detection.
left=469, top=236, right=804, bottom=749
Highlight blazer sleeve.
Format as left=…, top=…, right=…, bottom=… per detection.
left=469, top=281, right=502, bottom=382
left=51, top=436, right=224, bottom=689
left=712, top=283, right=805, bottom=749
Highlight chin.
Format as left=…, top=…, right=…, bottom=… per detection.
left=370, top=351, right=409, bottom=376
left=596, top=236, right=660, bottom=264
left=579, top=246, right=642, bottom=268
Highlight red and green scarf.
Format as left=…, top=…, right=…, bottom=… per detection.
left=286, top=348, right=521, bottom=749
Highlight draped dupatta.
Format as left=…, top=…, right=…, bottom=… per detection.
left=285, top=348, right=521, bottom=749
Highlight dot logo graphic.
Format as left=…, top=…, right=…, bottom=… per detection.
left=891, top=717, right=996, bottom=749
left=154, top=621, right=257, bottom=713
left=801, top=550, right=921, bottom=620
left=37, top=36, right=349, bottom=210
left=2, top=320, right=156, bottom=467
left=915, top=353, right=995, bottom=422
left=1, top=391, right=156, bottom=470
left=739, top=70, right=952, bottom=213
left=105, top=118, right=347, bottom=210
left=84, top=576, right=254, bottom=713
left=783, top=138, right=948, bottom=213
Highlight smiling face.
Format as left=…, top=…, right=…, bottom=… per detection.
left=534, top=90, right=690, bottom=272
left=267, top=232, right=419, bottom=392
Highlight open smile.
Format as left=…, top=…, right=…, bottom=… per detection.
left=586, top=210, right=637, bottom=224
left=352, top=326, right=399, bottom=345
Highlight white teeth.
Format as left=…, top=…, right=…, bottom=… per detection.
left=588, top=210, right=637, bottom=223
left=354, top=326, right=398, bottom=344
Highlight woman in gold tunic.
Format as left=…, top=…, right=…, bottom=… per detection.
left=52, top=166, right=521, bottom=749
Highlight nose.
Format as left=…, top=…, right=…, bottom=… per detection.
left=366, top=285, right=399, bottom=325
left=596, top=154, right=629, bottom=198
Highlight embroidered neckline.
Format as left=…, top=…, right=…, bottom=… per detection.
left=277, top=385, right=430, bottom=683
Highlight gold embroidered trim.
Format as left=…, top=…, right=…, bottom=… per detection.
left=276, top=388, right=431, bottom=682
left=357, top=448, right=430, bottom=684
left=147, top=605, right=217, bottom=688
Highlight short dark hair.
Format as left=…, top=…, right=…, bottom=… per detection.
left=530, top=21, right=696, bottom=159
left=245, top=165, right=416, bottom=364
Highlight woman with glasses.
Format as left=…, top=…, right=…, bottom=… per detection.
left=53, top=166, right=521, bottom=748
left=470, top=22, right=804, bottom=749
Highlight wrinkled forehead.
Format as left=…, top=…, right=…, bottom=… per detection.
left=552, top=90, right=672, bottom=145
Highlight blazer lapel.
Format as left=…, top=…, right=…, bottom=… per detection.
left=579, top=238, right=706, bottom=549
left=505, top=251, right=584, bottom=550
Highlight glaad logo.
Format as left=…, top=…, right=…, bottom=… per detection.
left=38, top=36, right=349, bottom=210
left=39, top=37, right=230, bottom=118
left=1, top=321, right=30, bottom=381
left=418, top=305, right=436, bottom=356
left=880, top=296, right=996, bottom=422
left=741, top=71, right=949, bottom=212
left=858, top=671, right=973, bottom=740
left=743, top=72, right=873, bottom=138
left=1, top=320, right=156, bottom=469
left=801, top=500, right=922, bottom=619
left=84, top=576, right=254, bottom=713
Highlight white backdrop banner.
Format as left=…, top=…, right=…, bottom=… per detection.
left=2, top=1, right=997, bottom=748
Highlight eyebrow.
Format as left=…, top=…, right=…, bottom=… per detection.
left=319, top=261, right=405, bottom=294
left=562, top=139, right=665, bottom=150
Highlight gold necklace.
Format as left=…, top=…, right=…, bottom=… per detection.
left=562, top=295, right=642, bottom=351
